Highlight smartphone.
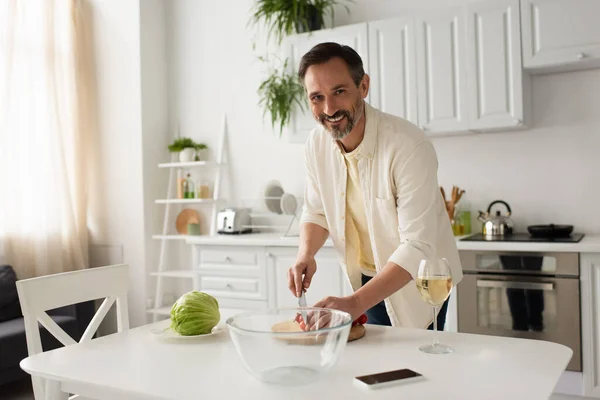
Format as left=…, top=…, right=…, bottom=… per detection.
left=354, top=368, right=425, bottom=390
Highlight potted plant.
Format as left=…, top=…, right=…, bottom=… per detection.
left=258, top=58, right=306, bottom=137
left=250, top=0, right=352, bottom=44
left=168, top=138, right=208, bottom=162
left=194, top=143, right=209, bottom=161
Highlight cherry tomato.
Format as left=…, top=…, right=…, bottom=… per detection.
left=352, top=314, right=368, bottom=326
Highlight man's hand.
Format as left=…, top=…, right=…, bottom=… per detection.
left=288, top=256, right=317, bottom=297
left=312, top=295, right=364, bottom=322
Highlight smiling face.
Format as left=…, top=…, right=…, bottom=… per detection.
left=303, top=57, right=369, bottom=140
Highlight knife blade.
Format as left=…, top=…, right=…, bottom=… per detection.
left=298, top=290, right=308, bottom=325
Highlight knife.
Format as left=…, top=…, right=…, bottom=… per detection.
left=298, top=290, right=308, bottom=326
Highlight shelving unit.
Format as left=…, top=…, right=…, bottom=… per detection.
left=155, top=199, right=216, bottom=204
left=150, top=270, right=196, bottom=278
left=146, top=306, right=172, bottom=317
left=148, top=115, right=228, bottom=322
left=158, top=161, right=220, bottom=168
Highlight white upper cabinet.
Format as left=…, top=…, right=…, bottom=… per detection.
left=415, top=8, right=469, bottom=134
left=521, top=0, right=600, bottom=71
left=466, top=0, right=526, bottom=131
left=283, top=23, right=369, bottom=143
left=367, top=18, right=418, bottom=126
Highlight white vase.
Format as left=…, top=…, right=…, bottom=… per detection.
left=179, top=148, right=196, bottom=162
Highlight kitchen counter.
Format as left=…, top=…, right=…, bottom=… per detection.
left=455, top=234, right=600, bottom=253
left=186, top=232, right=335, bottom=247
left=20, top=321, right=571, bottom=400
left=186, top=233, right=600, bottom=253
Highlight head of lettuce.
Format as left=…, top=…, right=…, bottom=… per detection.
left=170, top=291, right=220, bottom=336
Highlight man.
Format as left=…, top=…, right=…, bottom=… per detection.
left=287, top=42, right=463, bottom=329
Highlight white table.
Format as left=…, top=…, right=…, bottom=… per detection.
left=21, top=321, right=571, bottom=400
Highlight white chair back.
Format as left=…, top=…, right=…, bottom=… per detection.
left=16, top=264, right=130, bottom=399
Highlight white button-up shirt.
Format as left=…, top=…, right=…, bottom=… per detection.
left=300, top=103, right=463, bottom=329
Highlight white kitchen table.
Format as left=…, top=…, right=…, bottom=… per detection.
left=20, top=321, right=571, bottom=400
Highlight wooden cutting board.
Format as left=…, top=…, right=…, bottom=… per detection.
left=271, top=320, right=365, bottom=345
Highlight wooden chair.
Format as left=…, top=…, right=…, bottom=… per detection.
left=16, top=264, right=130, bottom=400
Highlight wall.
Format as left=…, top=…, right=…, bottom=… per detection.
left=166, top=0, right=600, bottom=235
left=87, top=0, right=147, bottom=328
left=140, top=0, right=172, bottom=316
left=434, top=69, right=600, bottom=231
left=166, top=0, right=307, bottom=205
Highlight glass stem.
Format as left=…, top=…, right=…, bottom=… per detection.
left=432, top=305, right=439, bottom=347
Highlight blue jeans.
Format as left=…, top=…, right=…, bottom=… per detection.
left=361, top=274, right=449, bottom=330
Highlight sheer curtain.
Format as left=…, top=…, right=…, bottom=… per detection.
left=0, top=0, right=94, bottom=278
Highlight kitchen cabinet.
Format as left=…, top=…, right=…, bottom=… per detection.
left=521, top=0, right=600, bottom=72
left=192, top=246, right=270, bottom=322
left=367, top=17, right=418, bottom=126
left=191, top=244, right=346, bottom=321
left=269, top=247, right=344, bottom=308
left=282, top=2, right=534, bottom=140
left=581, top=253, right=600, bottom=397
left=415, top=8, right=469, bottom=134
left=283, top=22, right=369, bottom=144
left=465, top=0, right=529, bottom=131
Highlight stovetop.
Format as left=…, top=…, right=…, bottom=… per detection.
left=461, top=233, right=585, bottom=243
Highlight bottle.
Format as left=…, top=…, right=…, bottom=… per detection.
left=456, top=194, right=472, bottom=235
left=183, top=173, right=195, bottom=199
left=176, top=170, right=184, bottom=199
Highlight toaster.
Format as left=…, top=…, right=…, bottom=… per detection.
left=217, top=208, right=252, bottom=234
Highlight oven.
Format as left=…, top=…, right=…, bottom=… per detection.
left=457, top=250, right=581, bottom=371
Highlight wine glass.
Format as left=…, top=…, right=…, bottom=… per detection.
left=416, top=258, right=454, bottom=354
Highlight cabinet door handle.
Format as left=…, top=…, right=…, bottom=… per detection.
left=225, top=283, right=234, bottom=290
left=224, top=256, right=232, bottom=262
left=577, top=52, right=587, bottom=60
left=266, top=252, right=273, bottom=258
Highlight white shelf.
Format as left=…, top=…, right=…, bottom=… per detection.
left=155, top=198, right=217, bottom=204
left=150, top=115, right=229, bottom=324
left=150, top=270, right=195, bottom=278
left=152, top=235, right=191, bottom=240
left=146, top=307, right=172, bottom=316
left=158, top=161, right=220, bottom=168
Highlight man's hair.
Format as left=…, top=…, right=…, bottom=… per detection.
left=298, top=42, right=365, bottom=87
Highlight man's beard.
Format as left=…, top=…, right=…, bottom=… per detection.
left=316, top=97, right=364, bottom=140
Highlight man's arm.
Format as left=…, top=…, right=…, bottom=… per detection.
left=350, top=141, right=442, bottom=316
left=288, top=136, right=330, bottom=297
left=350, top=261, right=413, bottom=314
left=298, top=222, right=329, bottom=260
left=288, top=222, right=329, bottom=297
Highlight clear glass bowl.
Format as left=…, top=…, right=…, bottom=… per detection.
left=226, top=308, right=352, bottom=385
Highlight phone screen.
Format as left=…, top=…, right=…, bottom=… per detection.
left=355, top=368, right=422, bottom=385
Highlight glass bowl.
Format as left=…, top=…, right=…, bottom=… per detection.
left=226, top=307, right=352, bottom=385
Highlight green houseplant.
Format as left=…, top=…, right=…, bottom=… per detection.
left=250, top=0, right=352, bottom=44
left=258, top=58, right=306, bottom=137
left=168, top=138, right=208, bottom=162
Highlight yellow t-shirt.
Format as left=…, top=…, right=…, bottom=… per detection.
left=343, top=146, right=376, bottom=277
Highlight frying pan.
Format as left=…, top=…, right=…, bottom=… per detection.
left=527, top=224, right=573, bottom=238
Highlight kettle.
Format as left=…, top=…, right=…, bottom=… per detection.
left=478, top=200, right=514, bottom=237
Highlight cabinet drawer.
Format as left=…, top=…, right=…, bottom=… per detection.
left=200, top=249, right=259, bottom=266
left=200, top=276, right=266, bottom=300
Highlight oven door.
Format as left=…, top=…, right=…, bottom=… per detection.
left=458, top=273, right=581, bottom=371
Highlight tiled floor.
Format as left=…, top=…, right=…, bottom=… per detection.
left=0, top=378, right=34, bottom=400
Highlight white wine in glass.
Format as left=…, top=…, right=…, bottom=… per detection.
left=416, top=258, right=453, bottom=354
